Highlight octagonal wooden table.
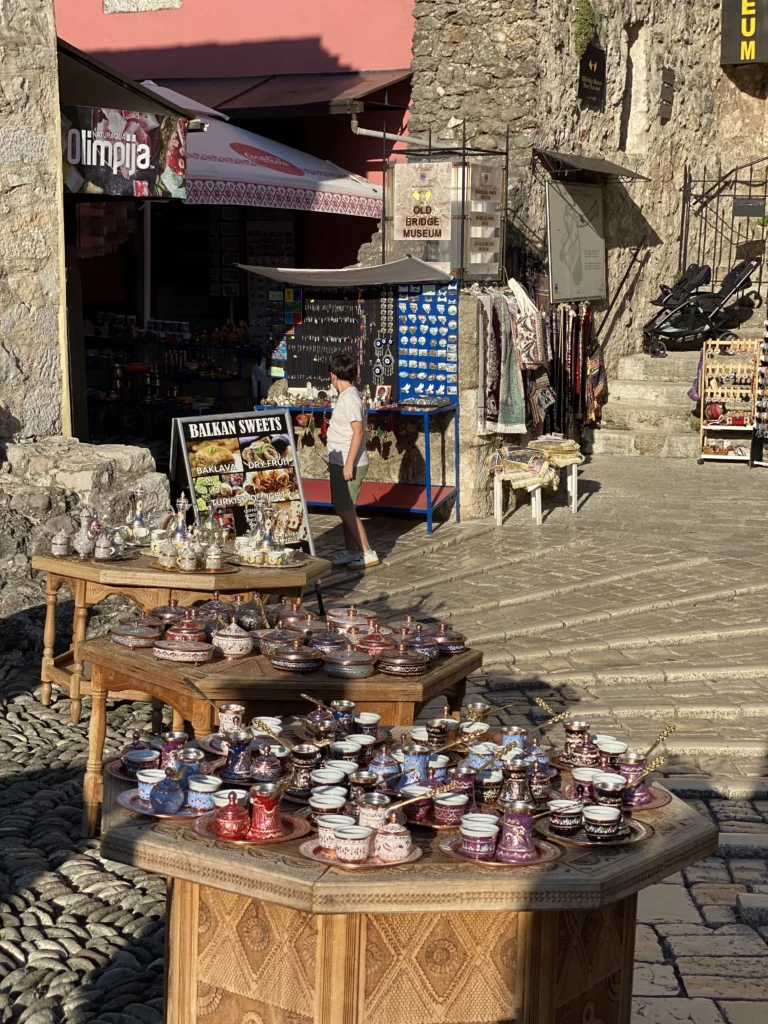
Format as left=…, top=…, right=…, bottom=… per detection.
left=100, top=784, right=717, bottom=1024
left=32, top=552, right=331, bottom=722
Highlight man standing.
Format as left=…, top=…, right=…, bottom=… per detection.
left=327, top=354, right=379, bottom=569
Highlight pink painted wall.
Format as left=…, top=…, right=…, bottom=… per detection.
left=54, top=0, right=415, bottom=78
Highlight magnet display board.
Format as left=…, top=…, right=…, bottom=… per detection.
left=546, top=182, right=607, bottom=302
left=171, top=410, right=314, bottom=550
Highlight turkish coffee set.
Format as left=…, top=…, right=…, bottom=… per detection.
left=47, top=488, right=169, bottom=563
left=107, top=600, right=469, bottom=671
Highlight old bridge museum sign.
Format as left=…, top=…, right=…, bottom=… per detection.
left=393, top=163, right=453, bottom=241
left=721, top=0, right=768, bottom=64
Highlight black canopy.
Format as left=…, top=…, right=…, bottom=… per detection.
left=535, top=149, right=649, bottom=182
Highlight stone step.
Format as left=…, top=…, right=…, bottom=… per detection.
left=601, top=402, right=698, bottom=433
left=608, top=380, right=696, bottom=406
left=618, top=352, right=701, bottom=382
left=583, top=429, right=700, bottom=457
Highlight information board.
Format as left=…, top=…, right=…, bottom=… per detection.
left=546, top=182, right=607, bottom=303
left=171, top=410, right=313, bottom=550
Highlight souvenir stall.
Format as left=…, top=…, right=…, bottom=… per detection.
left=86, top=604, right=716, bottom=1024
left=64, top=69, right=383, bottom=452
left=246, top=258, right=461, bottom=533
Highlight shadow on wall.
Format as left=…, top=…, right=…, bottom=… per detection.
left=722, top=63, right=768, bottom=100
left=90, top=38, right=354, bottom=79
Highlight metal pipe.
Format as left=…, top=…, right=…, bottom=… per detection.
left=350, top=117, right=458, bottom=150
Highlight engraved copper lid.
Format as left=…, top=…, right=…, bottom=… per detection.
left=434, top=621, right=467, bottom=647
left=110, top=624, right=162, bottom=642
left=355, top=624, right=395, bottom=656
left=166, top=609, right=206, bottom=640
left=307, top=619, right=346, bottom=652
left=121, top=730, right=148, bottom=754
left=294, top=613, right=325, bottom=636
left=262, top=620, right=305, bottom=645
left=213, top=616, right=250, bottom=640
left=405, top=625, right=440, bottom=656
left=200, top=591, right=234, bottom=615
left=387, top=613, right=421, bottom=633
left=376, top=642, right=429, bottom=668
left=215, top=790, right=250, bottom=822
left=370, top=745, right=398, bottom=768
left=324, top=644, right=376, bottom=668
left=327, top=604, right=377, bottom=631
left=280, top=601, right=310, bottom=628
left=118, top=614, right=165, bottom=630
left=270, top=637, right=323, bottom=668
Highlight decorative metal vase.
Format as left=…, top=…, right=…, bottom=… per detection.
left=247, top=782, right=284, bottom=840
left=496, top=799, right=538, bottom=863
left=222, top=730, right=255, bottom=783
left=288, top=743, right=321, bottom=797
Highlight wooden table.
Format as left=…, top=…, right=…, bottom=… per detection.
left=100, top=782, right=717, bottom=1024
left=32, top=552, right=331, bottom=723
left=79, top=636, right=482, bottom=837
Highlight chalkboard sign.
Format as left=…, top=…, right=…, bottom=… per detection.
left=171, top=410, right=314, bottom=551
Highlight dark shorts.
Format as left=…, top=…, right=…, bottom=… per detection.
left=330, top=463, right=368, bottom=513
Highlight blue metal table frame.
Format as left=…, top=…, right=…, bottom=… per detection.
left=255, top=403, right=460, bottom=534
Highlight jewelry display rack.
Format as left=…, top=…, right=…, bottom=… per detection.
left=699, top=338, right=760, bottom=463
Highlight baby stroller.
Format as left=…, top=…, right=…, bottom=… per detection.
left=643, top=258, right=762, bottom=357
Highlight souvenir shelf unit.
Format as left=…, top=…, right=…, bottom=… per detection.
left=753, top=334, right=768, bottom=467
left=699, top=338, right=759, bottom=463
left=277, top=281, right=459, bottom=405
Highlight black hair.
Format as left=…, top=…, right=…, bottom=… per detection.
left=329, top=352, right=357, bottom=383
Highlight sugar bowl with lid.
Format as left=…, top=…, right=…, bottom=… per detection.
left=211, top=617, right=254, bottom=660
left=374, top=811, right=413, bottom=862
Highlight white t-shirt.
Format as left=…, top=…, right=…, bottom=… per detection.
left=327, top=386, right=369, bottom=467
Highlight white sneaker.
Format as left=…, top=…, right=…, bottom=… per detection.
left=347, top=550, right=380, bottom=570
left=332, top=550, right=359, bottom=568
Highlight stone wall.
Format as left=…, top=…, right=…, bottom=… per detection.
left=0, top=0, right=66, bottom=440
left=0, top=438, right=169, bottom=658
left=409, top=0, right=768, bottom=374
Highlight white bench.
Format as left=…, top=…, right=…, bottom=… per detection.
left=493, top=463, right=578, bottom=527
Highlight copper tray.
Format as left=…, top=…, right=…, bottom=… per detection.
left=60, top=551, right=142, bottom=564
left=116, top=789, right=207, bottom=820
left=534, top=815, right=654, bottom=847
left=106, top=757, right=225, bottom=783
left=438, top=836, right=562, bottom=867
left=293, top=724, right=388, bottom=746
left=149, top=561, right=239, bottom=574
left=192, top=811, right=311, bottom=846
left=228, top=552, right=309, bottom=569
left=298, top=840, right=422, bottom=870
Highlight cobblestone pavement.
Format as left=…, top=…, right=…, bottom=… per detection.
left=2, top=455, right=768, bottom=1023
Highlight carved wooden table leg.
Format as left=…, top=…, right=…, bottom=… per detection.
left=190, top=700, right=215, bottom=740
left=172, top=708, right=186, bottom=732
left=70, top=579, right=90, bottom=724
left=41, top=574, right=63, bottom=705
left=166, top=886, right=637, bottom=1024
left=82, top=669, right=108, bottom=838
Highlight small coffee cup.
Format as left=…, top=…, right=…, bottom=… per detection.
left=461, top=812, right=499, bottom=828
left=427, top=753, right=450, bottom=781
left=123, top=748, right=161, bottom=776
left=459, top=821, right=499, bottom=861
left=136, top=768, right=165, bottom=803
left=592, top=772, right=627, bottom=808
left=311, top=785, right=348, bottom=800
left=357, top=793, right=391, bottom=829
left=353, top=713, right=381, bottom=736
left=309, top=792, right=347, bottom=819
left=323, top=759, right=359, bottom=778
left=547, top=799, right=583, bottom=834
left=187, top=774, right=222, bottom=811
left=459, top=721, right=490, bottom=740
left=408, top=726, right=429, bottom=744
left=351, top=734, right=377, bottom=764
left=329, top=740, right=362, bottom=764
left=433, top=793, right=469, bottom=826
left=311, top=768, right=347, bottom=789
left=316, top=813, right=355, bottom=852
left=583, top=804, right=621, bottom=840
left=597, top=740, right=629, bottom=771
left=474, top=769, right=503, bottom=807
left=218, top=703, right=246, bottom=734
left=334, top=825, right=374, bottom=863
left=571, top=767, right=602, bottom=802
left=400, top=784, right=433, bottom=823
